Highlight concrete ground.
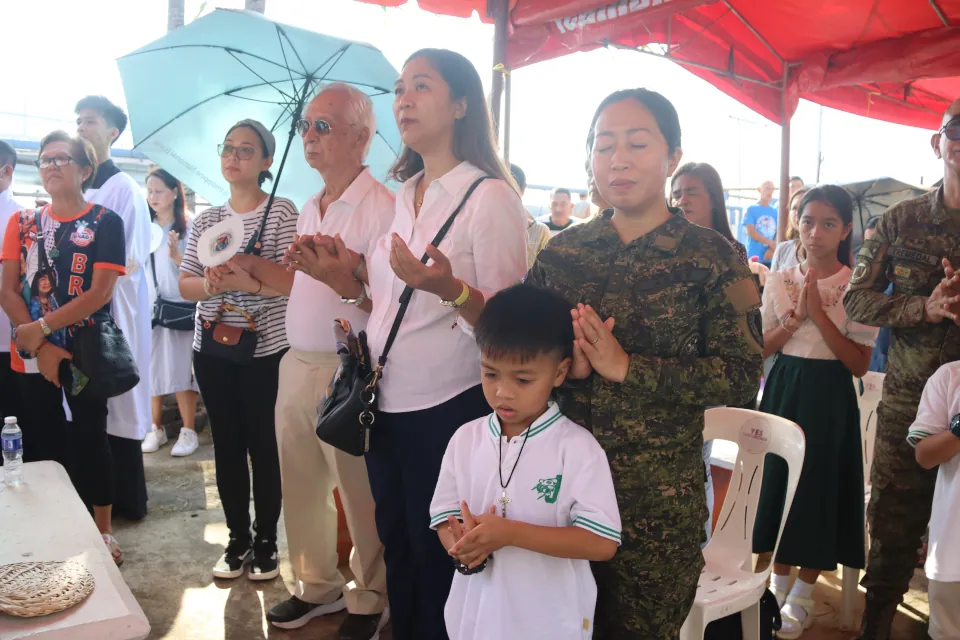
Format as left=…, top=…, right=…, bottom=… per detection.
left=113, top=429, right=928, bottom=639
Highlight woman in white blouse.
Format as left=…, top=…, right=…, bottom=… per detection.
left=309, top=49, right=526, bottom=640
left=751, top=186, right=877, bottom=639
left=769, top=187, right=809, bottom=272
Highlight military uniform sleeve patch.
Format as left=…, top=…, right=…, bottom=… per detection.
left=738, top=310, right=764, bottom=354
left=723, top=277, right=761, bottom=314
left=851, top=261, right=871, bottom=285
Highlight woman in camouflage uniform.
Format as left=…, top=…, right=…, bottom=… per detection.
left=528, top=89, right=763, bottom=638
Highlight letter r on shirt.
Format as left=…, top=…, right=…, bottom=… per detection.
left=68, top=275, right=83, bottom=297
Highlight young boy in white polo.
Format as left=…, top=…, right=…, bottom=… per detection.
left=429, top=284, right=621, bottom=640
left=906, top=361, right=960, bottom=640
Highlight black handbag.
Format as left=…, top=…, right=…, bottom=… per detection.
left=151, top=253, right=196, bottom=330
left=316, top=176, right=490, bottom=456
left=197, top=194, right=274, bottom=362
left=34, top=210, right=140, bottom=399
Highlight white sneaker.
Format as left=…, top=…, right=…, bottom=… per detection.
left=171, top=429, right=199, bottom=457
left=141, top=426, right=168, bottom=453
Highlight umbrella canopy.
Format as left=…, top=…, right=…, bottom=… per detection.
left=117, top=9, right=402, bottom=207
left=841, top=177, right=930, bottom=243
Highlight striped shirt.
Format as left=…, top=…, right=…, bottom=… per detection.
left=181, top=196, right=299, bottom=358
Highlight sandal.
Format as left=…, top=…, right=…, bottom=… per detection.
left=777, top=594, right=814, bottom=639
left=103, top=534, right=123, bottom=567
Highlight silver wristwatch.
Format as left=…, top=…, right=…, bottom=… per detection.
left=341, top=284, right=368, bottom=307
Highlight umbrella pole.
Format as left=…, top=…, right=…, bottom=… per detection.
left=266, top=77, right=312, bottom=204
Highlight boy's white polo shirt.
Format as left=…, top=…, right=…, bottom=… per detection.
left=906, top=361, right=960, bottom=582
left=430, top=403, right=621, bottom=639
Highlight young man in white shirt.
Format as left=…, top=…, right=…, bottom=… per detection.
left=76, top=96, right=153, bottom=520
left=906, top=362, right=960, bottom=640
left=236, top=84, right=391, bottom=640
left=431, top=284, right=620, bottom=640
left=0, top=141, right=23, bottom=422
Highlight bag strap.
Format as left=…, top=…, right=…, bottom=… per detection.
left=376, top=175, right=489, bottom=369
left=150, top=252, right=159, bottom=289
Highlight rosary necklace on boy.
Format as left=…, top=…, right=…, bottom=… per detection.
left=498, top=422, right=533, bottom=519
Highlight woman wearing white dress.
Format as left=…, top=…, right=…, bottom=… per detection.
left=141, top=169, right=199, bottom=456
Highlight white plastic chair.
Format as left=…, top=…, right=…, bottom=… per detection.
left=840, top=372, right=885, bottom=628
left=680, top=408, right=806, bottom=640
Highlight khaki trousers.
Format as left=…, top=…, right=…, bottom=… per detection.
left=276, top=349, right=387, bottom=613
left=929, top=579, right=960, bottom=640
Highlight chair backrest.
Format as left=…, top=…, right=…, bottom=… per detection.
left=703, top=408, right=806, bottom=572
left=856, top=372, right=884, bottom=482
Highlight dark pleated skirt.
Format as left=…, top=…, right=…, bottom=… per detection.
left=752, top=354, right=865, bottom=570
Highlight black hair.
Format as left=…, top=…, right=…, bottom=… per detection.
left=586, top=88, right=681, bottom=153
left=864, top=216, right=881, bottom=232
left=798, top=185, right=854, bottom=267
left=146, top=168, right=188, bottom=239
left=790, top=176, right=804, bottom=184
left=75, top=96, right=128, bottom=143
left=224, top=123, right=274, bottom=187
left=509, top=163, right=526, bottom=193
left=671, top=162, right=736, bottom=244
left=475, top=284, right=575, bottom=363
left=390, top=49, right=516, bottom=191
left=30, top=268, right=57, bottom=299
left=552, top=187, right=572, bottom=200
left=0, top=140, right=17, bottom=171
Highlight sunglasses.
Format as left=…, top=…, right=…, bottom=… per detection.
left=296, top=119, right=332, bottom=137
left=939, top=122, right=960, bottom=142
left=217, top=144, right=257, bottom=160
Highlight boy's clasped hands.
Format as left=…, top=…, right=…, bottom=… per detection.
left=443, top=501, right=511, bottom=571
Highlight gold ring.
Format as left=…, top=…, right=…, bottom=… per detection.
left=590, top=336, right=600, bottom=345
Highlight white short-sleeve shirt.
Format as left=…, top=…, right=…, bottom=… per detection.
left=761, top=264, right=878, bottom=359
left=285, top=169, right=395, bottom=353
left=366, top=162, right=527, bottom=412
left=430, top=404, right=621, bottom=639
left=906, top=361, right=960, bottom=582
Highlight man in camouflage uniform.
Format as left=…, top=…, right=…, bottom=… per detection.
left=844, top=98, right=960, bottom=639
left=528, top=210, right=763, bottom=638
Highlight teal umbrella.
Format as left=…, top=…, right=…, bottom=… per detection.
left=117, top=9, right=401, bottom=207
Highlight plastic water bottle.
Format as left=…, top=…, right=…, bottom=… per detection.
left=2, top=416, right=23, bottom=488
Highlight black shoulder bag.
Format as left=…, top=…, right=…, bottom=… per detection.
left=34, top=209, right=140, bottom=399
left=316, top=176, right=490, bottom=456
left=198, top=195, right=274, bottom=363
left=151, top=247, right=197, bottom=331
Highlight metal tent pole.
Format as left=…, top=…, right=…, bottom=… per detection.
left=489, top=0, right=509, bottom=138
left=778, top=61, right=791, bottom=243
left=503, top=68, right=512, bottom=165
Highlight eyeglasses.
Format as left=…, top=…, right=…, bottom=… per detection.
left=35, top=156, right=77, bottom=170
left=217, top=144, right=257, bottom=160
left=296, top=119, right=333, bottom=137
left=939, top=123, right=960, bottom=142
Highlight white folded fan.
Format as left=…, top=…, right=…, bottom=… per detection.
left=197, top=215, right=246, bottom=267
left=149, top=222, right=165, bottom=254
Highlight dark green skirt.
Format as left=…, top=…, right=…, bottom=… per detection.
left=752, top=354, right=865, bottom=570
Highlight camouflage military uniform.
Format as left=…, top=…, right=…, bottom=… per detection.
left=528, top=211, right=763, bottom=639
left=844, top=186, right=960, bottom=638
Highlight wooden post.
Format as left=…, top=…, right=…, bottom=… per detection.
left=778, top=62, right=791, bottom=243
left=489, top=0, right=509, bottom=138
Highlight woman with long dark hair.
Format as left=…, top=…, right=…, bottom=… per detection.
left=301, top=49, right=527, bottom=640
left=141, top=168, right=200, bottom=457
left=0, top=131, right=127, bottom=564
left=528, top=89, right=763, bottom=637
left=753, top=186, right=874, bottom=638
left=671, top=161, right=747, bottom=263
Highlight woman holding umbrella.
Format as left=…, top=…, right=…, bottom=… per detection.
left=179, top=119, right=299, bottom=582
left=527, top=89, right=763, bottom=637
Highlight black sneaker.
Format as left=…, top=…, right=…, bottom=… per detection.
left=338, top=609, right=389, bottom=640
left=248, top=539, right=279, bottom=581
left=267, top=595, right=347, bottom=630
left=212, top=537, right=252, bottom=579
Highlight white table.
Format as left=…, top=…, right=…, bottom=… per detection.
left=0, top=461, right=150, bottom=640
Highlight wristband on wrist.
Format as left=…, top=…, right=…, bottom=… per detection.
left=950, top=413, right=960, bottom=439
left=780, top=310, right=801, bottom=334
left=441, top=280, right=471, bottom=309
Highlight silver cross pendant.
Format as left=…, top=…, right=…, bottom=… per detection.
left=497, top=489, right=511, bottom=519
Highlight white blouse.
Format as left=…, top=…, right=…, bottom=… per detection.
left=762, top=264, right=878, bottom=360
left=366, top=161, right=528, bottom=413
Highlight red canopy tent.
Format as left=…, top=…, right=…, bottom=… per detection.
left=360, top=0, right=960, bottom=239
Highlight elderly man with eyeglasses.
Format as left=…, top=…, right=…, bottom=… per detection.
left=845, top=97, right=960, bottom=640
left=234, top=82, right=392, bottom=640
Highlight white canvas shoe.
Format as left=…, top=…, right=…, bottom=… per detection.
left=171, top=429, right=199, bottom=457
left=141, top=426, right=168, bottom=453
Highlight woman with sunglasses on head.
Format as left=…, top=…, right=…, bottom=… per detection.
left=528, top=89, right=763, bottom=638
left=141, top=168, right=200, bottom=458
left=0, top=131, right=127, bottom=564
left=303, top=49, right=527, bottom=640
left=179, top=119, right=298, bottom=582
left=770, top=187, right=809, bottom=273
